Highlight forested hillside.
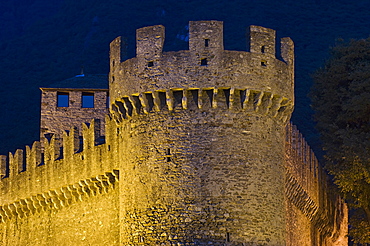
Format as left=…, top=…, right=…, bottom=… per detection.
left=1, top=0, right=370, bottom=155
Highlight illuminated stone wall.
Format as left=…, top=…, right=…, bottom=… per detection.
left=116, top=100, right=287, bottom=244
left=40, top=75, right=108, bottom=143
left=110, top=20, right=293, bottom=245
left=285, top=124, right=348, bottom=246
left=0, top=188, right=119, bottom=245
left=0, top=120, right=120, bottom=245
left=0, top=21, right=347, bottom=245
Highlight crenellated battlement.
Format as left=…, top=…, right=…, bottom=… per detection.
left=0, top=117, right=346, bottom=244
left=109, top=21, right=294, bottom=107
left=285, top=123, right=321, bottom=220
left=0, top=119, right=119, bottom=210
left=0, top=118, right=334, bottom=224
left=285, top=123, right=348, bottom=244
left=285, top=123, right=320, bottom=205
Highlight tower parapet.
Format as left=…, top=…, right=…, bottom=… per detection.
left=109, top=21, right=294, bottom=107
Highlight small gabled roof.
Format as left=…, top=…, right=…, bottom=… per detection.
left=40, top=74, right=108, bottom=90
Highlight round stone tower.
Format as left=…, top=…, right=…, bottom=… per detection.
left=109, top=20, right=294, bottom=245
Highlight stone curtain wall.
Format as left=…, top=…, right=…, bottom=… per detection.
left=0, top=188, right=120, bottom=245
left=0, top=119, right=347, bottom=245
left=285, top=123, right=348, bottom=246
left=0, top=119, right=120, bottom=245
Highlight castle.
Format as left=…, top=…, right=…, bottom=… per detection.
left=0, top=21, right=348, bottom=245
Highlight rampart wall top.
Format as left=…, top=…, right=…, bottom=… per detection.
left=109, top=21, right=294, bottom=106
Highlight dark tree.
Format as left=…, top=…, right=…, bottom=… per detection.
left=311, top=38, right=370, bottom=244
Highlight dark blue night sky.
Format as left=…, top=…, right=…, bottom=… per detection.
left=1, top=0, right=370, bottom=156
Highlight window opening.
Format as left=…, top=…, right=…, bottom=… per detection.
left=82, top=92, right=94, bottom=108
left=226, top=232, right=230, bottom=242
left=261, top=46, right=265, bottom=53
left=57, top=92, right=69, bottom=107
left=239, top=90, right=246, bottom=108
left=111, top=104, right=120, bottom=120
left=147, top=61, right=154, bottom=67
left=166, top=148, right=171, bottom=162
left=205, top=39, right=209, bottom=47
left=106, top=92, right=110, bottom=108
left=261, top=60, right=267, bottom=67
left=201, top=58, right=208, bottom=66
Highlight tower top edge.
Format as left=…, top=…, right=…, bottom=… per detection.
left=110, top=20, right=293, bottom=63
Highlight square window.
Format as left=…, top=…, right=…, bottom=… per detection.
left=205, top=39, right=210, bottom=47
left=201, top=58, right=208, bottom=66
left=82, top=92, right=94, bottom=108
left=106, top=92, right=110, bottom=108
left=57, top=92, right=69, bottom=107
left=261, top=46, right=265, bottom=53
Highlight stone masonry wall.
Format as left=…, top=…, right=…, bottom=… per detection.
left=0, top=21, right=348, bottom=246
left=40, top=88, right=108, bottom=142
left=115, top=98, right=287, bottom=245
left=0, top=188, right=119, bottom=246
left=109, top=21, right=294, bottom=245
left=109, top=21, right=294, bottom=104
left=0, top=117, right=348, bottom=245
left=0, top=119, right=120, bottom=245
left=285, top=123, right=348, bottom=246
left=0, top=109, right=347, bottom=245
